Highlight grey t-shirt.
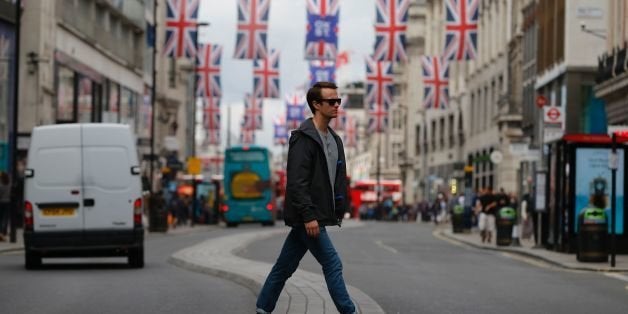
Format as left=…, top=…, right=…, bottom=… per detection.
left=317, top=128, right=338, bottom=197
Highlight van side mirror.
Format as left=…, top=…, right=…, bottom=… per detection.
left=24, top=169, right=34, bottom=178
left=130, top=166, right=141, bottom=176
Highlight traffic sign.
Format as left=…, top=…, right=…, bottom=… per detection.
left=187, top=157, right=202, bottom=175
left=536, top=94, right=547, bottom=108
left=543, top=106, right=564, bottom=125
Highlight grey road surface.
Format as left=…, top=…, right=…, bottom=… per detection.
left=0, top=228, right=256, bottom=314
left=239, top=221, right=628, bottom=314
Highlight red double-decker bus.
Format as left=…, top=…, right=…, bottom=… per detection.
left=350, top=179, right=402, bottom=217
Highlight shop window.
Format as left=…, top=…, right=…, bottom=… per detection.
left=120, top=87, right=137, bottom=132
left=56, top=65, right=75, bottom=122
left=77, top=76, right=93, bottom=122
left=103, top=81, right=119, bottom=123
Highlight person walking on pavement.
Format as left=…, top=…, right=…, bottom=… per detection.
left=479, top=187, right=497, bottom=243
left=256, top=82, right=356, bottom=314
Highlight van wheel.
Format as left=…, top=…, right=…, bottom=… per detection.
left=128, top=246, right=144, bottom=268
left=25, top=249, right=42, bottom=270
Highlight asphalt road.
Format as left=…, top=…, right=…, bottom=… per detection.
left=239, top=221, right=628, bottom=314
left=0, top=227, right=257, bottom=314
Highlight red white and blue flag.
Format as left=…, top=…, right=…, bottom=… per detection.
left=164, top=0, right=200, bottom=58
left=234, top=0, right=270, bottom=60
left=243, top=94, right=264, bottom=130
left=195, top=44, right=222, bottom=98
left=273, top=117, right=288, bottom=145
left=343, top=115, right=357, bottom=148
left=305, top=0, right=340, bottom=61
left=421, top=56, right=449, bottom=109
left=240, top=121, right=256, bottom=144
left=443, top=0, right=479, bottom=60
left=253, top=49, right=280, bottom=98
left=205, top=129, right=221, bottom=146
left=309, top=60, right=336, bottom=88
left=202, top=97, right=221, bottom=130
left=368, top=102, right=388, bottom=133
left=285, top=92, right=306, bottom=129
left=365, top=57, right=394, bottom=108
left=373, top=0, right=409, bottom=63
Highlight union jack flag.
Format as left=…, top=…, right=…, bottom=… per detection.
left=202, top=97, right=221, bottom=130
left=368, top=102, right=388, bottom=133
left=343, top=115, right=357, bottom=148
left=305, top=0, right=340, bottom=61
left=243, top=94, right=264, bottom=130
left=196, top=44, right=222, bottom=98
left=421, top=56, right=449, bottom=109
left=365, top=57, right=394, bottom=108
left=234, top=0, right=270, bottom=60
left=253, top=49, right=280, bottom=98
left=329, top=102, right=346, bottom=131
left=273, top=117, right=288, bottom=145
left=240, top=121, right=256, bottom=144
left=164, top=0, right=200, bottom=58
left=205, top=129, right=221, bottom=146
left=285, top=92, right=306, bottom=129
left=309, top=60, right=336, bottom=88
left=373, top=0, right=410, bottom=63
left=443, top=0, right=479, bottom=60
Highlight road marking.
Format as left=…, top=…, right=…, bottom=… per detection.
left=374, top=240, right=398, bottom=254
left=603, top=272, right=628, bottom=283
left=432, top=230, right=469, bottom=248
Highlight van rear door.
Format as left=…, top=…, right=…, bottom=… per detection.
left=27, top=126, right=84, bottom=231
left=81, top=125, right=140, bottom=230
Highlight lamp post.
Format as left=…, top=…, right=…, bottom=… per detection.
left=190, top=22, right=209, bottom=226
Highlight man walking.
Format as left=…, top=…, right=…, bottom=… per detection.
left=256, top=82, right=356, bottom=314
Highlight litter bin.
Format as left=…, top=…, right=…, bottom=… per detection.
left=148, top=193, right=168, bottom=232
left=451, top=204, right=465, bottom=233
left=496, top=207, right=516, bottom=246
left=577, top=207, right=607, bottom=262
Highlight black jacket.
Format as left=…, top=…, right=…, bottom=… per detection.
left=284, top=118, right=348, bottom=226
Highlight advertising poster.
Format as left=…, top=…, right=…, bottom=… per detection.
left=0, top=21, right=15, bottom=172
left=574, top=148, right=624, bottom=234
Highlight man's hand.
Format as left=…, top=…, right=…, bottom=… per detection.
left=305, top=220, right=319, bottom=238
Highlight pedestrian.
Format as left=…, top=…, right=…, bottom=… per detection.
left=256, top=82, right=356, bottom=314
left=479, top=187, right=497, bottom=243
left=0, top=172, right=10, bottom=241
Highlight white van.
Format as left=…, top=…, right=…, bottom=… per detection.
left=23, top=124, right=144, bottom=269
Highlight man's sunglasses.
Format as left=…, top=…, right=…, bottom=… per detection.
left=318, top=98, right=342, bottom=106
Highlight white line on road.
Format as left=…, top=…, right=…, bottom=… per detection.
left=603, top=272, right=628, bottom=283
left=374, top=240, right=398, bottom=254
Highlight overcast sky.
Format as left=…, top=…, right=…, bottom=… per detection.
left=198, top=0, right=375, bottom=155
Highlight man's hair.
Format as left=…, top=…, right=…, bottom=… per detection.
left=306, top=81, right=338, bottom=114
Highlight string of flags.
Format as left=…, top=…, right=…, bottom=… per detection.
left=421, top=0, right=479, bottom=110
left=159, top=0, right=479, bottom=147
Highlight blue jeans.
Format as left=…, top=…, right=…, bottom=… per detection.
left=256, top=225, right=355, bottom=314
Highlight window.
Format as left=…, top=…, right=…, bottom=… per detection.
left=77, top=76, right=93, bottom=122
left=56, top=65, right=75, bottom=122
left=168, top=58, right=176, bottom=88
left=120, top=87, right=137, bottom=132
left=449, top=114, right=455, bottom=148
left=103, top=81, right=119, bottom=123
left=415, top=125, right=421, bottom=155
left=439, top=117, right=445, bottom=149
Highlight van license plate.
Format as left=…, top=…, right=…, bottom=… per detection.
left=42, top=208, right=75, bottom=216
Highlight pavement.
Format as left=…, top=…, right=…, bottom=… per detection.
left=438, top=226, right=628, bottom=272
